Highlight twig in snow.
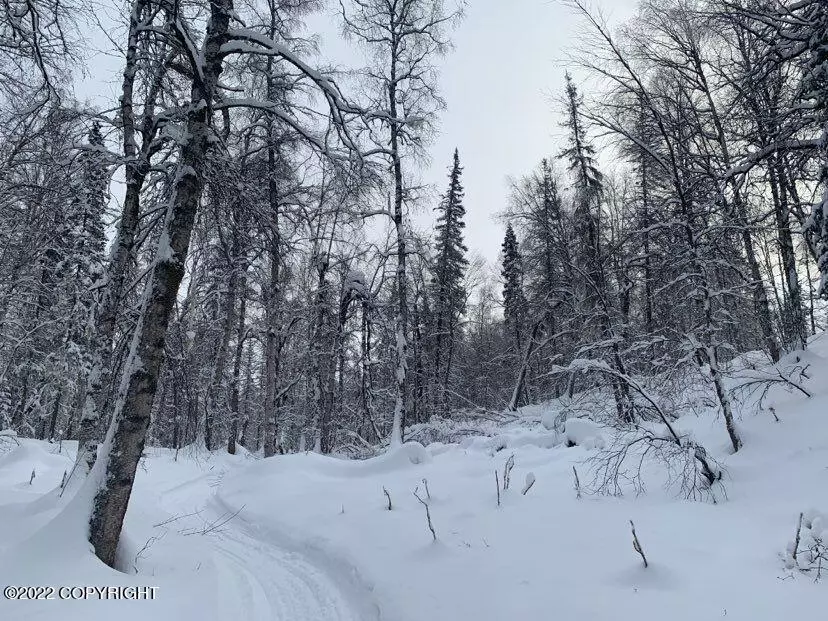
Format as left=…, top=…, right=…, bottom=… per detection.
left=181, top=505, right=245, bottom=536
left=413, top=486, right=436, bottom=541
left=29, top=468, right=35, bottom=485
left=793, top=512, right=803, bottom=564
left=60, top=470, right=67, bottom=489
left=521, top=472, right=536, bottom=495
left=132, top=531, right=166, bottom=573
left=152, top=509, right=204, bottom=528
left=422, top=478, right=431, bottom=500
left=503, top=454, right=515, bottom=491
left=383, top=486, right=392, bottom=510
left=630, top=520, right=648, bottom=568
left=495, top=470, right=501, bottom=507
left=573, top=466, right=581, bottom=499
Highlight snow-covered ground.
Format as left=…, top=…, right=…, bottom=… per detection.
left=2, top=335, right=827, bottom=620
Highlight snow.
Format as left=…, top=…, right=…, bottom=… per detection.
left=2, top=335, right=828, bottom=620
left=562, top=416, right=606, bottom=449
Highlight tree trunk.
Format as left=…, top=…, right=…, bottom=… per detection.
left=771, top=161, right=807, bottom=349
left=205, top=259, right=237, bottom=451
left=227, top=267, right=247, bottom=455
left=87, top=0, right=231, bottom=567
left=74, top=0, right=157, bottom=475
left=508, top=322, right=541, bottom=412
left=390, top=117, right=409, bottom=444
left=262, top=235, right=281, bottom=457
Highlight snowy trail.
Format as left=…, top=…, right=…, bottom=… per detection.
left=151, top=462, right=381, bottom=621
left=208, top=513, right=376, bottom=621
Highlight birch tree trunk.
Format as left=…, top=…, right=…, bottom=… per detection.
left=390, top=93, right=410, bottom=446
left=74, top=0, right=165, bottom=476
left=87, top=0, right=231, bottom=567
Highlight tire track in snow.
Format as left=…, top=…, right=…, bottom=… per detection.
left=155, top=465, right=381, bottom=621
left=210, top=523, right=373, bottom=621
left=206, top=493, right=382, bottom=621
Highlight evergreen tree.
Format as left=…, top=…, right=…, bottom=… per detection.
left=66, top=121, right=109, bottom=293
left=431, top=148, right=468, bottom=418
left=506, top=158, right=573, bottom=400
left=501, top=223, right=528, bottom=405
left=561, top=72, right=604, bottom=302
left=535, top=158, right=567, bottom=328
left=560, top=73, right=634, bottom=421
left=60, top=121, right=110, bottom=432
left=801, top=1, right=828, bottom=297
left=501, top=223, right=526, bottom=353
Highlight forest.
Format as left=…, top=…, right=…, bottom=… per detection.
left=0, top=0, right=826, bottom=592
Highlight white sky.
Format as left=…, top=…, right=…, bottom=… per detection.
left=77, top=0, right=639, bottom=266
left=394, top=0, right=638, bottom=265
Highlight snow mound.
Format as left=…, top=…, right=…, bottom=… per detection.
left=563, top=417, right=606, bottom=449
left=460, top=431, right=562, bottom=454
left=783, top=509, right=828, bottom=573
left=0, top=440, right=72, bottom=493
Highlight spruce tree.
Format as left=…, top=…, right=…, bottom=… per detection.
left=431, top=148, right=468, bottom=418
left=501, top=223, right=526, bottom=353
left=560, top=73, right=634, bottom=422
left=561, top=72, right=603, bottom=301
left=61, top=122, right=110, bottom=432
left=801, top=1, right=828, bottom=297
left=65, top=122, right=108, bottom=296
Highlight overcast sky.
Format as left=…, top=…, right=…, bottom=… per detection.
left=387, top=0, right=639, bottom=265
left=79, top=0, right=639, bottom=266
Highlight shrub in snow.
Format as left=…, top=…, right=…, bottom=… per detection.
left=541, top=408, right=566, bottom=431
left=588, top=428, right=722, bottom=501
left=406, top=415, right=501, bottom=447
left=785, top=510, right=828, bottom=579
left=0, top=429, right=18, bottom=456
